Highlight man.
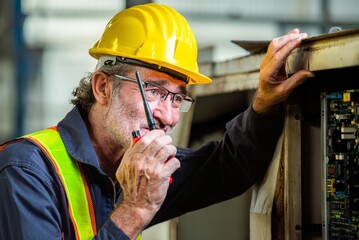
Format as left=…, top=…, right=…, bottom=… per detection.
left=0, top=3, right=314, bottom=240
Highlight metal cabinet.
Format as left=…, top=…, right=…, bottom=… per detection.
left=173, top=29, right=359, bottom=240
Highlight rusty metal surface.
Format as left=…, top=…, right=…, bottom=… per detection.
left=197, top=28, right=359, bottom=96
left=286, top=28, right=359, bottom=74
left=301, top=28, right=359, bottom=43
left=231, top=28, right=359, bottom=75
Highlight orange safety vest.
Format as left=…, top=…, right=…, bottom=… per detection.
left=24, top=127, right=97, bottom=239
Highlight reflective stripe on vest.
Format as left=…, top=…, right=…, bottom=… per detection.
left=24, top=127, right=97, bottom=239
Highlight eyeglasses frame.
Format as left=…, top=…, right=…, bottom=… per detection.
left=109, top=73, right=195, bottom=112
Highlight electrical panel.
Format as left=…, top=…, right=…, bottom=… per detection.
left=323, top=90, right=359, bottom=239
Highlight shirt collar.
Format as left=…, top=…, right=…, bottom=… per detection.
left=57, top=106, right=106, bottom=175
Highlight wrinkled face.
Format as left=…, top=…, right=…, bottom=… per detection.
left=104, top=67, right=187, bottom=149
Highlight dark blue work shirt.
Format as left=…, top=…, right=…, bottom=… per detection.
left=0, top=105, right=283, bottom=239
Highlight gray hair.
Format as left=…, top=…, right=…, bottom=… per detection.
left=71, top=62, right=135, bottom=114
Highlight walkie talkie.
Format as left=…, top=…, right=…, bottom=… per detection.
left=131, top=71, right=173, bottom=184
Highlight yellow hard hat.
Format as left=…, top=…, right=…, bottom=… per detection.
left=89, top=3, right=211, bottom=84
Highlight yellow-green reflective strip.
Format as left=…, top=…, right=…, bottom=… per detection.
left=25, top=129, right=95, bottom=239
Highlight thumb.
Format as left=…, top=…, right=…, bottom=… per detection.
left=283, top=70, right=314, bottom=92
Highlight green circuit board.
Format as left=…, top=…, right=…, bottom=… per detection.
left=326, top=90, right=359, bottom=239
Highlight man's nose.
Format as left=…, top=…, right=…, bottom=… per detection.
left=152, top=96, right=176, bottom=127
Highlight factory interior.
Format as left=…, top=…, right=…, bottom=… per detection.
left=1, top=0, right=359, bottom=239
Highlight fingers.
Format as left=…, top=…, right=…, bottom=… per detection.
left=287, top=28, right=300, bottom=35
left=113, top=129, right=180, bottom=231
left=267, top=29, right=306, bottom=57
left=262, top=29, right=307, bottom=73
left=276, top=33, right=307, bottom=62
left=280, top=69, right=315, bottom=93
left=124, top=129, right=179, bottom=183
left=254, top=29, right=315, bottom=115
left=260, top=28, right=310, bottom=85
left=138, top=156, right=179, bottom=186
left=132, top=130, right=176, bottom=164
left=116, top=130, right=179, bottom=216
left=140, top=131, right=179, bottom=183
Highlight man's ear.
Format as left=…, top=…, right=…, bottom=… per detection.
left=92, top=72, right=112, bottom=105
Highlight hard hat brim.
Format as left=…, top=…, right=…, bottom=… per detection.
left=89, top=49, right=212, bottom=85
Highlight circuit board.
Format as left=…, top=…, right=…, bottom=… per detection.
left=325, top=90, right=359, bottom=239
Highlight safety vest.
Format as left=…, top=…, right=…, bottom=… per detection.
left=24, top=127, right=97, bottom=239
left=23, top=127, right=141, bottom=240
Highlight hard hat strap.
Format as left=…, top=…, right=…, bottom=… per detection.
left=115, top=57, right=189, bottom=84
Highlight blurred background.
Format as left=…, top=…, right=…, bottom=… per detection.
left=1, top=0, right=359, bottom=141
left=1, top=0, right=359, bottom=239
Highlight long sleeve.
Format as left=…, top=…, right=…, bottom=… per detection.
left=0, top=141, right=131, bottom=240
left=150, top=105, right=284, bottom=225
left=0, top=149, right=67, bottom=239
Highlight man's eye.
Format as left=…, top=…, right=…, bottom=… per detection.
left=146, top=88, right=160, bottom=96
left=173, top=95, right=184, bottom=104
